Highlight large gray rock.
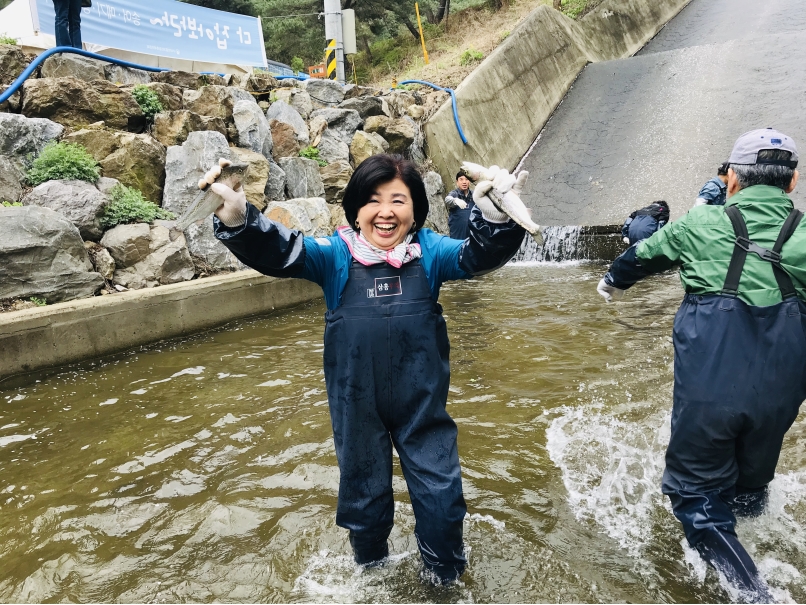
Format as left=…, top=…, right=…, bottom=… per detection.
left=0, top=44, right=31, bottom=86
left=153, top=71, right=227, bottom=90
left=0, top=114, right=63, bottom=160
left=152, top=110, right=227, bottom=147
left=232, top=99, right=273, bottom=158
left=85, top=242, right=115, bottom=280
left=41, top=53, right=106, bottom=81
left=100, top=223, right=151, bottom=268
left=273, top=88, right=313, bottom=120
left=309, top=108, right=362, bottom=144
left=349, top=130, right=388, bottom=167
left=265, top=159, right=286, bottom=201
left=22, top=77, right=145, bottom=131
left=23, top=180, right=108, bottom=241
left=265, top=100, right=309, bottom=146
left=162, top=131, right=239, bottom=270
left=269, top=119, right=301, bottom=160
left=0, top=156, right=24, bottom=202
left=316, top=129, right=350, bottom=164
left=364, top=116, right=416, bottom=155
left=278, top=157, right=325, bottom=199
left=304, top=79, right=345, bottom=108
left=182, top=85, right=254, bottom=122
left=423, top=171, right=449, bottom=235
left=99, top=133, right=166, bottom=204
left=0, top=206, right=103, bottom=302
left=338, top=97, right=386, bottom=121
left=319, top=160, right=353, bottom=204
left=264, top=197, right=331, bottom=237
left=112, top=226, right=194, bottom=289
left=104, top=64, right=152, bottom=85
left=385, top=90, right=420, bottom=118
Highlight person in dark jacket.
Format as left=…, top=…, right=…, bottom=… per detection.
left=52, top=0, right=83, bottom=49
left=445, top=171, right=476, bottom=240
left=620, top=200, right=670, bottom=245
left=210, top=154, right=526, bottom=584
left=598, top=129, right=806, bottom=602
left=694, top=162, right=729, bottom=206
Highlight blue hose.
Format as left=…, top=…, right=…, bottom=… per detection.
left=0, top=46, right=170, bottom=105
left=275, top=75, right=309, bottom=81
left=399, top=79, right=467, bottom=145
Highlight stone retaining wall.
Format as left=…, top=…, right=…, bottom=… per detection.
left=424, top=0, right=692, bottom=186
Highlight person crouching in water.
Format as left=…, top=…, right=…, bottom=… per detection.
left=621, top=200, right=670, bottom=246
left=597, top=129, right=806, bottom=602
left=209, top=154, right=526, bottom=584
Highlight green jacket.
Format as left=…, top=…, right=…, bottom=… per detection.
left=617, top=185, right=806, bottom=306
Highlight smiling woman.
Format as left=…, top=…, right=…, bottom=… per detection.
left=209, top=152, right=526, bottom=584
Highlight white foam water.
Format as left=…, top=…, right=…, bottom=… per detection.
left=546, top=404, right=670, bottom=557
left=512, top=227, right=584, bottom=263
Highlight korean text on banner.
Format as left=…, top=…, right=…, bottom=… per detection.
left=33, top=0, right=267, bottom=67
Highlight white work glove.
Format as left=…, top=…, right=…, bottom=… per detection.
left=597, top=278, right=625, bottom=302
left=694, top=197, right=707, bottom=207
left=445, top=195, right=467, bottom=210
left=472, top=166, right=527, bottom=223
left=622, top=236, right=630, bottom=244
left=202, top=160, right=247, bottom=228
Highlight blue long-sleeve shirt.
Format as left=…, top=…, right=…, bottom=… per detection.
left=214, top=204, right=525, bottom=310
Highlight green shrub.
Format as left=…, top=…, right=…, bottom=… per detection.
left=459, top=48, right=484, bottom=66
left=100, top=184, right=174, bottom=229
left=26, top=142, right=100, bottom=186
left=30, top=296, right=47, bottom=306
left=299, top=146, right=328, bottom=167
left=291, top=56, right=305, bottom=73
left=0, top=34, right=18, bottom=45
left=131, top=84, right=163, bottom=121
left=1, top=200, right=22, bottom=207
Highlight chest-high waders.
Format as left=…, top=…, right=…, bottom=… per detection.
left=322, top=258, right=467, bottom=583
left=662, top=206, right=806, bottom=602
left=447, top=192, right=475, bottom=240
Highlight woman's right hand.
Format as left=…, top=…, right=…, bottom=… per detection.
left=203, top=160, right=248, bottom=228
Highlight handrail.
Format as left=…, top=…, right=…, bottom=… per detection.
left=399, top=79, right=468, bottom=145
left=0, top=46, right=170, bottom=104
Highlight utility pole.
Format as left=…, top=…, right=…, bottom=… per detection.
left=323, top=0, right=345, bottom=83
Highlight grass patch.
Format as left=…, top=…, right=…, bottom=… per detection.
left=100, top=184, right=174, bottom=228
left=459, top=48, right=484, bottom=66
left=29, top=296, right=47, bottom=306
left=0, top=34, right=17, bottom=45
left=132, top=85, right=164, bottom=121
left=299, top=146, right=328, bottom=167
left=26, top=142, right=100, bottom=186
left=1, top=200, right=22, bottom=207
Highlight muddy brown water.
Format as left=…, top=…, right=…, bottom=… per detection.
left=2, top=263, right=806, bottom=603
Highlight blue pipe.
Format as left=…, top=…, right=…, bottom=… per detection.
left=0, top=46, right=170, bottom=105
left=399, top=79, right=468, bottom=145
left=275, top=75, right=308, bottom=81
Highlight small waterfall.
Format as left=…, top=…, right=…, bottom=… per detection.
left=513, top=226, right=583, bottom=262
left=512, top=225, right=627, bottom=263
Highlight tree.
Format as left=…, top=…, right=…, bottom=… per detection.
left=291, top=56, right=305, bottom=73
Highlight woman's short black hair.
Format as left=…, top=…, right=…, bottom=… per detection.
left=342, top=154, right=430, bottom=230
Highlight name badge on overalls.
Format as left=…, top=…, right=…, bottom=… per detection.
left=368, top=276, right=402, bottom=298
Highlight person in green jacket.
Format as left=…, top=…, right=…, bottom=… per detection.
left=597, top=128, right=806, bottom=603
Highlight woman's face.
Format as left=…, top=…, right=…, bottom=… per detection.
left=355, top=178, right=415, bottom=250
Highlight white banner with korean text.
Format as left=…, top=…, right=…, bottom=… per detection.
left=33, top=0, right=267, bottom=67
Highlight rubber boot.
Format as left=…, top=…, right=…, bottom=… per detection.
left=731, top=485, right=769, bottom=519
left=695, top=529, right=775, bottom=603
left=349, top=530, right=389, bottom=567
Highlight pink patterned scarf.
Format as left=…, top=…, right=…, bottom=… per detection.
left=337, top=226, right=422, bottom=268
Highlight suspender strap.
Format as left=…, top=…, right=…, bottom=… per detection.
left=721, top=205, right=803, bottom=299
left=771, top=208, right=804, bottom=299
left=722, top=205, right=748, bottom=296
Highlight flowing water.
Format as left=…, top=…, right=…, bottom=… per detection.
left=2, top=263, right=806, bottom=603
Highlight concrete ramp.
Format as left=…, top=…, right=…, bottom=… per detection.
left=518, top=0, right=806, bottom=225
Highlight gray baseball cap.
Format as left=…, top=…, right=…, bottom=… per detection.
left=729, top=128, right=799, bottom=168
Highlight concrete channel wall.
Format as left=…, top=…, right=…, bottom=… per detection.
left=424, top=0, right=692, bottom=186
left=0, top=272, right=322, bottom=382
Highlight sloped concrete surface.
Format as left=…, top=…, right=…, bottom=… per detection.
left=519, top=0, right=806, bottom=225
